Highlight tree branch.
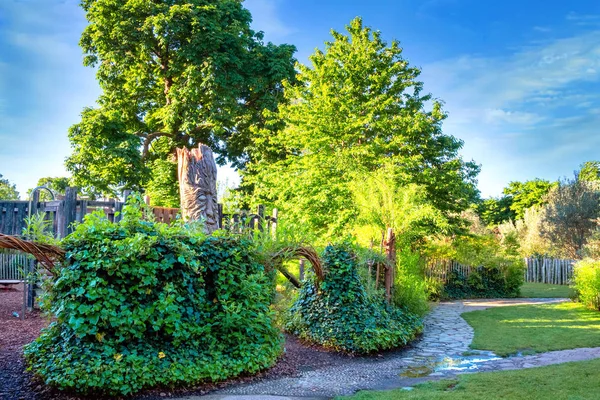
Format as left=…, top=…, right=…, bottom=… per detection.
left=142, top=131, right=171, bottom=158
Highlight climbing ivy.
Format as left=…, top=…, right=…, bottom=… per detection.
left=285, top=243, right=423, bottom=353
left=24, top=196, right=281, bottom=396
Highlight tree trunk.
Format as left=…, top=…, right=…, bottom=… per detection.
left=177, top=144, right=219, bottom=233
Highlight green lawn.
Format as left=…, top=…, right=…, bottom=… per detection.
left=519, top=282, right=575, bottom=298
left=461, top=302, right=600, bottom=356
left=339, top=358, right=600, bottom=399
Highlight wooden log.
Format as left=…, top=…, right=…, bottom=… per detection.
left=177, top=144, right=218, bottom=233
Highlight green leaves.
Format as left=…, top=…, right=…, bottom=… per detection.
left=24, top=197, right=281, bottom=395
left=286, top=243, right=422, bottom=353
left=68, top=0, right=297, bottom=196
left=244, top=17, right=479, bottom=238
left=0, top=173, right=19, bottom=200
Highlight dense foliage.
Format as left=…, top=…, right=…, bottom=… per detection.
left=573, top=259, right=600, bottom=310
left=24, top=198, right=281, bottom=395
left=0, top=173, right=19, bottom=200
left=286, top=243, right=423, bottom=353
left=244, top=18, right=479, bottom=237
left=66, top=0, right=297, bottom=196
left=478, top=179, right=557, bottom=225
left=426, top=234, right=524, bottom=300
left=540, top=178, right=600, bottom=259
left=578, top=161, right=600, bottom=183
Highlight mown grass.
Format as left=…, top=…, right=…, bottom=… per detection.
left=519, top=282, right=575, bottom=298
left=339, top=358, right=600, bottom=399
left=462, top=302, right=600, bottom=356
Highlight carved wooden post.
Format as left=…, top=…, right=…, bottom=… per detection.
left=177, top=144, right=219, bottom=233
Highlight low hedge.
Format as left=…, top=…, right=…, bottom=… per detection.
left=442, top=263, right=523, bottom=300
left=24, top=199, right=281, bottom=396
left=573, top=258, right=600, bottom=310
left=285, top=243, right=423, bottom=353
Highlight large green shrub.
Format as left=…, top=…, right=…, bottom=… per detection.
left=285, top=244, right=422, bottom=353
left=573, top=258, right=600, bottom=310
left=24, top=199, right=281, bottom=396
left=394, top=247, right=430, bottom=316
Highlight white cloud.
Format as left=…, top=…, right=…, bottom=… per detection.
left=244, top=0, right=295, bottom=41
left=421, top=28, right=600, bottom=196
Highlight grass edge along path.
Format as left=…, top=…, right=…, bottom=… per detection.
left=462, top=301, right=600, bottom=356
left=338, top=358, right=600, bottom=400
left=519, top=282, right=574, bottom=298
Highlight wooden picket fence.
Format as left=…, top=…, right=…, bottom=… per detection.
left=524, top=257, right=574, bottom=285
left=425, top=259, right=474, bottom=283
left=0, top=250, right=31, bottom=282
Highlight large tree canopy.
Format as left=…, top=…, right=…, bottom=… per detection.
left=478, top=178, right=557, bottom=225
left=66, top=0, right=296, bottom=199
left=243, top=18, right=479, bottom=236
left=0, top=174, right=19, bottom=200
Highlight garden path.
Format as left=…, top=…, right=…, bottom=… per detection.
left=176, top=298, right=600, bottom=400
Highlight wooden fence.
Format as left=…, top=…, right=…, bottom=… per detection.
left=0, top=189, right=276, bottom=282
left=426, top=258, right=575, bottom=286
left=425, top=260, right=474, bottom=283
left=524, top=257, right=574, bottom=285
left=0, top=250, right=31, bottom=282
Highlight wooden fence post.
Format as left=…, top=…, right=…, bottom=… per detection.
left=383, top=228, right=396, bottom=304
left=218, top=203, right=223, bottom=229
left=271, top=208, right=278, bottom=238
left=256, top=205, right=265, bottom=232
left=62, top=187, right=77, bottom=237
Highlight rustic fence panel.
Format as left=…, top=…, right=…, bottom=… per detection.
left=425, top=259, right=475, bottom=283
left=524, top=257, right=574, bottom=285
left=0, top=189, right=274, bottom=283
left=0, top=250, right=32, bottom=282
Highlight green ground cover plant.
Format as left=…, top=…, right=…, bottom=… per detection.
left=339, top=358, right=600, bottom=400
left=285, top=243, right=423, bottom=353
left=24, top=197, right=282, bottom=396
left=519, top=282, right=574, bottom=298
left=462, top=302, right=600, bottom=356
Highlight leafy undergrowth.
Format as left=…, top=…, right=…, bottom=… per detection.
left=462, top=302, right=600, bottom=356
left=24, top=198, right=282, bottom=396
left=519, top=282, right=575, bottom=298
left=339, top=358, right=600, bottom=399
left=286, top=243, right=423, bottom=353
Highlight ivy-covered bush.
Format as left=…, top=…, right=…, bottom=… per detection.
left=24, top=198, right=281, bottom=396
left=285, top=244, right=423, bottom=353
left=573, top=258, right=600, bottom=310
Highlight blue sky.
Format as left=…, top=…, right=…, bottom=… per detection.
left=1, top=0, right=600, bottom=198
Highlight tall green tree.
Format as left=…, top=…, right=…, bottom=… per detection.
left=0, top=174, right=19, bottom=200
left=66, top=0, right=296, bottom=200
left=244, top=18, right=479, bottom=237
left=579, top=161, right=600, bottom=183
left=27, top=177, right=71, bottom=201
left=503, top=179, right=557, bottom=220
left=477, top=196, right=515, bottom=226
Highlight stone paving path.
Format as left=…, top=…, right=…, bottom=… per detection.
left=176, top=298, right=600, bottom=400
